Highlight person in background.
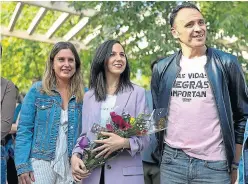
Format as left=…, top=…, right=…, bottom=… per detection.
left=141, top=59, right=160, bottom=184
left=1, top=44, right=18, bottom=184
left=14, top=42, right=84, bottom=184
left=71, top=39, right=149, bottom=184
left=1, top=78, right=17, bottom=184
left=5, top=91, right=24, bottom=184
left=238, top=119, right=248, bottom=183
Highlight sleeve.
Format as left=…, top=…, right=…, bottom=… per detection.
left=1, top=81, right=17, bottom=139
left=229, top=57, right=248, bottom=144
left=128, top=87, right=150, bottom=157
left=14, top=83, right=37, bottom=175
left=72, top=94, right=89, bottom=156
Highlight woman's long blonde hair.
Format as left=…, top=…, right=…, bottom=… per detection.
left=41, top=42, right=84, bottom=102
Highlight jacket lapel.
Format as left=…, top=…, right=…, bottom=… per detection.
left=115, top=89, right=133, bottom=114
left=91, top=98, right=101, bottom=124
left=89, top=88, right=133, bottom=124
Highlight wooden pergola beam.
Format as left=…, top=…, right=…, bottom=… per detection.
left=22, top=1, right=97, bottom=17
left=27, top=7, right=47, bottom=35
left=46, top=13, right=70, bottom=39
left=8, top=2, right=23, bottom=31
left=1, top=26, right=86, bottom=50
left=82, top=25, right=102, bottom=45
left=63, top=17, right=89, bottom=41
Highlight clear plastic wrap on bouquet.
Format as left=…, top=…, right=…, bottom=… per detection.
left=78, top=108, right=167, bottom=171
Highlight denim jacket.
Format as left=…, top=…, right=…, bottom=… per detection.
left=14, top=82, right=82, bottom=175
left=239, top=119, right=248, bottom=184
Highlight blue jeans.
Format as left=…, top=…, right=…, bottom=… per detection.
left=160, top=144, right=231, bottom=184
left=1, top=145, right=7, bottom=184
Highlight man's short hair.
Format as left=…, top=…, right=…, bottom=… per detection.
left=169, top=2, right=201, bottom=27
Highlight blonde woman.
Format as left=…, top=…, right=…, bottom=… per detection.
left=15, top=42, right=84, bottom=184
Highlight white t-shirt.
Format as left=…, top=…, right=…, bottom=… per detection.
left=100, top=94, right=117, bottom=127
left=165, top=55, right=226, bottom=161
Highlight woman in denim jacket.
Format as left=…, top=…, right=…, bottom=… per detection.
left=71, top=40, right=149, bottom=184
left=15, top=42, right=83, bottom=184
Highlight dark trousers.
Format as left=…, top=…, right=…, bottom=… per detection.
left=143, top=161, right=160, bottom=184
left=7, top=156, right=18, bottom=184
left=100, top=165, right=105, bottom=184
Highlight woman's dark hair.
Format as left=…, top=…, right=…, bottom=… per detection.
left=170, top=2, right=201, bottom=27
left=90, top=40, right=133, bottom=102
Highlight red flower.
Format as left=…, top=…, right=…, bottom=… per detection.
left=110, top=112, right=132, bottom=130
left=106, top=124, right=114, bottom=131
left=121, top=123, right=132, bottom=130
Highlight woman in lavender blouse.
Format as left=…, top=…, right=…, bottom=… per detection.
left=71, top=40, right=149, bottom=184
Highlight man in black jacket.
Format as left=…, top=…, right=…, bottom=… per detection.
left=151, top=3, right=248, bottom=184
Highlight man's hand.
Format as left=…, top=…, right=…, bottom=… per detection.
left=71, top=153, right=91, bottom=182
left=18, top=172, right=35, bottom=184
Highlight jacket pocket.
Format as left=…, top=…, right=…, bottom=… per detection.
left=35, top=99, right=53, bottom=110
left=35, top=99, right=53, bottom=123
left=33, top=124, right=45, bottom=149
left=122, top=166, right=144, bottom=176
left=34, top=99, right=54, bottom=150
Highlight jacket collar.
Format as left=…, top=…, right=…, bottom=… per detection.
left=89, top=87, right=133, bottom=120
left=175, top=45, right=212, bottom=66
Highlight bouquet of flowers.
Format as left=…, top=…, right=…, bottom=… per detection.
left=78, top=108, right=167, bottom=171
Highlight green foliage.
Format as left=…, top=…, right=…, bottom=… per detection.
left=1, top=37, right=52, bottom=91
left=1, top=1, right=248, bottom=93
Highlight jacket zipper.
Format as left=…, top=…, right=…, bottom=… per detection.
left=204, top=64, right=230, bottom=172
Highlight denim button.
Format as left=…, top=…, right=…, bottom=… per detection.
left=70, top=126, right=73, bottom=129
left=107, top=164, right=111, bottom=169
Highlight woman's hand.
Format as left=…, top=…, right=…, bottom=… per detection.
left=71, top=153, right=91, bottom=182
left=92, top=132, right=130, bottom=158
left=18, top=171, right=35, bottom=184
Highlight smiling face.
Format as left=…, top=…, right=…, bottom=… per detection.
left=105, top=43, right=127, bottom=77
left=53, top=49, right=76, bottom=82
left=171, top=8, right=207, bottom=49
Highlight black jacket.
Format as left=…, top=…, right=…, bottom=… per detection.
left=151, top=47, right=248, bottom=171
